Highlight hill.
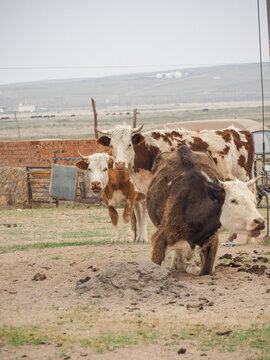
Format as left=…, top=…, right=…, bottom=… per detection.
left=0, top=63, right=269, bottom=111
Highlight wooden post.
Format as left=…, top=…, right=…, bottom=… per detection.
left=133, top=108, right=137, bottom=128
left=14, top=112, right=21, bottom=140
left=91, top=98, right=98, bottom=139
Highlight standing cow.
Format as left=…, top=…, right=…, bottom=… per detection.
left=96, top=123, right=255, bottom=243
left=76, top=152, right=144, bottom=241
left=147, top=147, right=264, bottom=275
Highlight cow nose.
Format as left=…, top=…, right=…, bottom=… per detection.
left=91, top=181, right=101, bottom=188
left=254, top=218, right=265, bottom=230
left=115, top=161, right=125, bottom=170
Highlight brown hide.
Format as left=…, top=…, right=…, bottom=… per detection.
left=131, top=128, right=254, bottom=179
left=147, top=147, right=226, bottom=275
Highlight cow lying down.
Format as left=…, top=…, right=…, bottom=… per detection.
left=76, top=152, right=144, bottom=241
left=147, top=146, right=265, bottom=276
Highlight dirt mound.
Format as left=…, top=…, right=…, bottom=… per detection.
left=75, top=261, right=190, bottom=301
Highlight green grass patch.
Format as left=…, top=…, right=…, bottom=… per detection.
left=0, top=240, right=111, bottom=253
left=0, top=325, right=48, bottom=347
left=0, top=238, right=144, bottom=253
left=79, top=328, right=160, bottom=353
left=61, top=230, right=109, bottom=239
left=175, top=324, right=270, bottom=354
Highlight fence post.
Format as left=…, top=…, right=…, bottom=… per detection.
left=14, top=112, right=21, bottom=140
left=91, top=98, right=98, bottom=139
left=133, top=108, right=137, bottom=128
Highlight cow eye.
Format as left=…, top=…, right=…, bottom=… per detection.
left=88, top=168, right=92, bottom=172
left=230, top=199, right=238, bottom=204
left=103, top=168, right=107, bottom=172
left=128, top=144, right=132, bottom=147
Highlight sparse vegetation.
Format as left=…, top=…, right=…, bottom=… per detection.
left=0, top=206, right=269, bottom=359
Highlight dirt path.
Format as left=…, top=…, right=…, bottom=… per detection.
left=0, top=207, right=269, bottom=359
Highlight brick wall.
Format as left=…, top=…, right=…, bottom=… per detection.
left=0, top=139, right=108, bottom=167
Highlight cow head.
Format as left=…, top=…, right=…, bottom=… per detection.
left=76, top=152, right=113, bottom=194
left=97, top=123, right=144, bottom=170
left=218, top=176, right=265, bottom=237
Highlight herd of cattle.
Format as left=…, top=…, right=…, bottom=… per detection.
left=76, top=123, right=265, bottom=276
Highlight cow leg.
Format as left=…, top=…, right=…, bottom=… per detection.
left=123, top=201, right=133, bottom=242
left=199, top=233, right=219, bottom=276
left=228, top=232, right=237, bottom=242
left=140, top=200, right=149, bottom=242
left=131, top=211, right=137, bottom=241
left=134, top=200, right=148, bottom=242
left=151, top=229, right=166, bottom=265
left=108, top=206, right=119, bottom=242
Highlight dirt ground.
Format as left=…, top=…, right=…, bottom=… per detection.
left=0, top=205, right=270, bottom=360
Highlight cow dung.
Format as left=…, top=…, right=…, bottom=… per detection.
left=75, top=261, right=188, bottom=301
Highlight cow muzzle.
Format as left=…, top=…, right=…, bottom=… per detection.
left=250, top=218, right=265, bottom=237
left=115, top=161, right=126, bottom=170
left=91, top=181, right=102, bottom=194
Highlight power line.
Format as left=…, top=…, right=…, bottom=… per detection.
left=0, top=63, right=226, bottom=70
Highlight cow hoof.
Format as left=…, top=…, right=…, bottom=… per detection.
left=134, top=235, right=148, bottom=243
left=125, top=236, right=133, bottom=242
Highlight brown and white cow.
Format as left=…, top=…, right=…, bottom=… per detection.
left=76, top=152, right=144, bottom=241
left=147, top=146, right=264, bottom=275
left=97, top=123, right=255, bottom=243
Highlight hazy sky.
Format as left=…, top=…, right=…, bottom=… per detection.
left=0, top=0, right=269, bottom=85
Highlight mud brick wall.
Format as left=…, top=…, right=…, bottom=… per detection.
left=0, top=167, right=28, bottom=208
left=0, top=139, right=108, bottom=168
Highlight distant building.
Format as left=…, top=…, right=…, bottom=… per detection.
left=155, top=71, right=184, bottom=79
left=175, top=71, right=183, bottom=78
left=17, top=104, right=36, bottom=113
left=0, top=106, right=7, bottom=113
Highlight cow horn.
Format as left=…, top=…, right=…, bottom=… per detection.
left=245, top=175, right=261, bottom=187
left=215, top=176, right=222, bottom=184
left=132, top=123, right=144, bottom=134
left=96, top=128, right=112, bottom=136
left=77, top=150, right=89, bottom=160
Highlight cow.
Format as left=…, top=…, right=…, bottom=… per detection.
left=96, top=123, right=255, bottom=243
left=147, top=147, right=265, bottom=275
left=76, top=152, right=144, bottom=241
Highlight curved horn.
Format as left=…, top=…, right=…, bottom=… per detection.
left=245, top=175, right=261, bottom=188
left=77, top=150, right=89, bottom=160
left=132, top=123, right=144, bottom=134
left=96, top=128, right=112, bottom=136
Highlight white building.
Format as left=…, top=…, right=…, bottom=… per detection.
left=17, top=104, right=36, bottom=113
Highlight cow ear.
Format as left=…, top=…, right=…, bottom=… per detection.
left=76, top=160, right=88, bottom=170
left=108, top=157, right=114, bottom=169
left=97, top=136, right=111, bottom=147
left=206, top=181, right=225, bottom=204
left=132, top=133, right=144, bottom=145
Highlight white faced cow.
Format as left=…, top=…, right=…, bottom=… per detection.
left=76, top=152, right=144, bottom=242
left=97, top=123, right=256, bottom=243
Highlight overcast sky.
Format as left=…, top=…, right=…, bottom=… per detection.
left=0, top=0, right=269, bottom=85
